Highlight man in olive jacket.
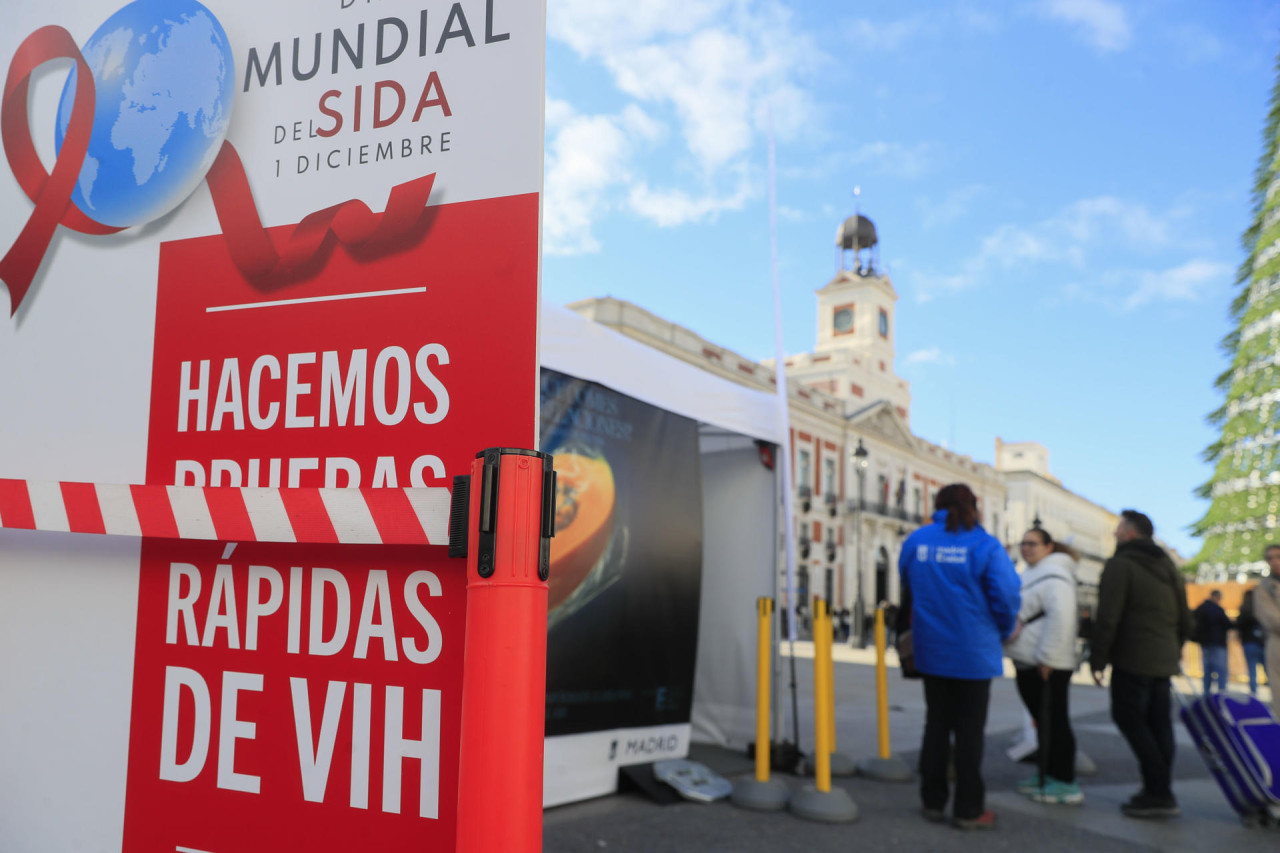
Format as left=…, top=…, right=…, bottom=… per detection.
left=1089, top=510, right=1193, bottom=819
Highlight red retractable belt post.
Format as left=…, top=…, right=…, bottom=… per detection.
left=450, top=448, right=555, bottom=853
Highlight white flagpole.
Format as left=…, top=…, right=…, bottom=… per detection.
left=767, top=114, right=797, bottom=645
left=767, top=109, right=803, bottom=762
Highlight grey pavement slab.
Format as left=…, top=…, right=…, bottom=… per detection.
left=544, top=647, right=1280, bottom=851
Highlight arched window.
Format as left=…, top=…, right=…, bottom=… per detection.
left=875, top=546, right=890, bottom=605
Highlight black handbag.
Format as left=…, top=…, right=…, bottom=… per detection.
left=897, top=629, right=920, bottom=679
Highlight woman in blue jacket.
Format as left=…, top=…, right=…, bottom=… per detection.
left=898, top=483, right=1021, bottom=829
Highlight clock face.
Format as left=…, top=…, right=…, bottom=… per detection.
left=834, top=308, right=853, bottom=333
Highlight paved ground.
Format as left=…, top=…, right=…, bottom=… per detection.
left=543, top=644, right=1279, bottom=851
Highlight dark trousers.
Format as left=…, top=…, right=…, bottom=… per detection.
left=920, top=675, right=991, bottom=819
left=1110, top=669, right=1175, bottom=798
left=1014, top=667, right=1076, bottom=783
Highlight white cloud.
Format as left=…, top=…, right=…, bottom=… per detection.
left=1060, top=259, right=1231, bottom=310
left=1123, top=259, right=1233, bottom=309
left=904, top=347, right=955, bottom=366
left=976, top=196, right=1175, bottom=269
left=1039, top=0, right=1131, bottom=52
left=628, top=175, right=753, bottom=228
left=543, top=101, right=663, bottom=255
left=1059, top=196, right=1172, bottom=245
left=910, top=195, right=1215, bottom=307
left=544, top=1, right=821, bottom=251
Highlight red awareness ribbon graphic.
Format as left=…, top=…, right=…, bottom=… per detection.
left=205, top=142, right=435, bottom=285
left=0, top=26, right=437, bottom=316
left=0, top=26, right=123, bottom=315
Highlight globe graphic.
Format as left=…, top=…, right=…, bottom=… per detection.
left=54, top=0, right=234, bottom=229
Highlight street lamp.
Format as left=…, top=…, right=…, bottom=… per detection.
left=852, top=438, right=869, bottom=647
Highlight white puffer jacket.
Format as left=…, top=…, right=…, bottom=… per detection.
left=1004, top=551, right=1078, bottom=671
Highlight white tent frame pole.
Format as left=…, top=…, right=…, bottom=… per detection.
left=767, top=111, right=799, bottom=754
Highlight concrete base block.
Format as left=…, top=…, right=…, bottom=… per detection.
left=788, top=785, right=859, bottom=823
left=857, top=756, right=914, bottom=782
left=730, top=777, right=790, bottom=812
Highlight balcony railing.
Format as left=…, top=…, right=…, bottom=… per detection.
left=846, top=498, right=923, bottom=525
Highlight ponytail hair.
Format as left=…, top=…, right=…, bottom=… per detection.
left=1026, top=527, right=1080, bottom=561
left=935, top=483, right=979, bottom=532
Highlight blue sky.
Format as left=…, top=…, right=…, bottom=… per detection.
left=539, top=0, right=1280, bottom=558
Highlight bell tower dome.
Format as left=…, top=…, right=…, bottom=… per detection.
left=816, top=212, right=897, bottom=364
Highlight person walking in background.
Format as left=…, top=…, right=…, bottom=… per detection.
left=1077, top=604, right=1095, bottom=672
left=897, top=483, right=1021, bottom=830
left=1090, top=510, right=1193, bottom=820
left=1257, top=545, right=1280, bottom=718
left=1193, top=589, right=1232, bottom=694
left=1237, top=587, right=1266, bottom=697
left=884, top=601, right=899, bottom=645
left=1006, top=527, right=1082, bottom=805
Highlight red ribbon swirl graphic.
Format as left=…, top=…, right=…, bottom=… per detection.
left=0, top=26, right=123, bottom=315
left=205, top=143, right=436, bottom=285
left=1, top=26, right=438, bottom=316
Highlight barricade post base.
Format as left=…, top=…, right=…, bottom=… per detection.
left=731, top=777, right=790, bottom=812
left=788, top=785, right=859, bottom=823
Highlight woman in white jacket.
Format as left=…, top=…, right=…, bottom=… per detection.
left=1006, top=528, right=1081, bottom=805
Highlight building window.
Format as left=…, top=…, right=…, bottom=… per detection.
left=823, top=458, right=836, bottom=497
left=878, top=308, right=889, bottom=338
left=798, top=448, right=811, bottom=489
left=833, top=303, right=855, bottom=336
left=913, top=487, right=922, bottom=515
left=876, top=474, right=888, bottom=507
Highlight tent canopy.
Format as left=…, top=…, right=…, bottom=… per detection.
left=541, top=303, right=783, bottom=446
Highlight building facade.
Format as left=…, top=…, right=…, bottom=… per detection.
left=569, top=214, right=1126, bottom=631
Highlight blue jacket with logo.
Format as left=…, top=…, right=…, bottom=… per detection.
left=899, top=510, right=1021, bottom=680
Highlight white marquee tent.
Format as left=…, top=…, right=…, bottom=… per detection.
left=540, top=302, right=784, bottom=805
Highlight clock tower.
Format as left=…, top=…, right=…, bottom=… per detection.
left=816, top=213, right=897, bottom=365
left=779, top=212, right=911, bottom=423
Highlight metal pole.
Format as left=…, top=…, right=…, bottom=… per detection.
left=766, top=110, right=802, bottom=764
left=854, top=468, right=865, bottom=648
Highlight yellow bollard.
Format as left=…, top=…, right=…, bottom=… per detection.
left=821, top=602, right=856, bottom=778
left=856, top=603, right=913, bottom=782
left=790, top=597, right=859, bottom=822
left=755, top=597, right=773, bottom=783
left=875, top=606, right=890, bottom=760
left=731, top=597, right=790, bottom=811
left=813, top=600, right=832, bottom=793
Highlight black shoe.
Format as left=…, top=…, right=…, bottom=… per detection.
left=1120, top=792, right=1180, bottom=819
left=920, top=806, right=946, bottom=824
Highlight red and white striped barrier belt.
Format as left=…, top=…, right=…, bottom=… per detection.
left=0, top=478, right=450, bottom=545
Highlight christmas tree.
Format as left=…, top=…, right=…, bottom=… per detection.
left=1192, top=52, right=1280, bottom=577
